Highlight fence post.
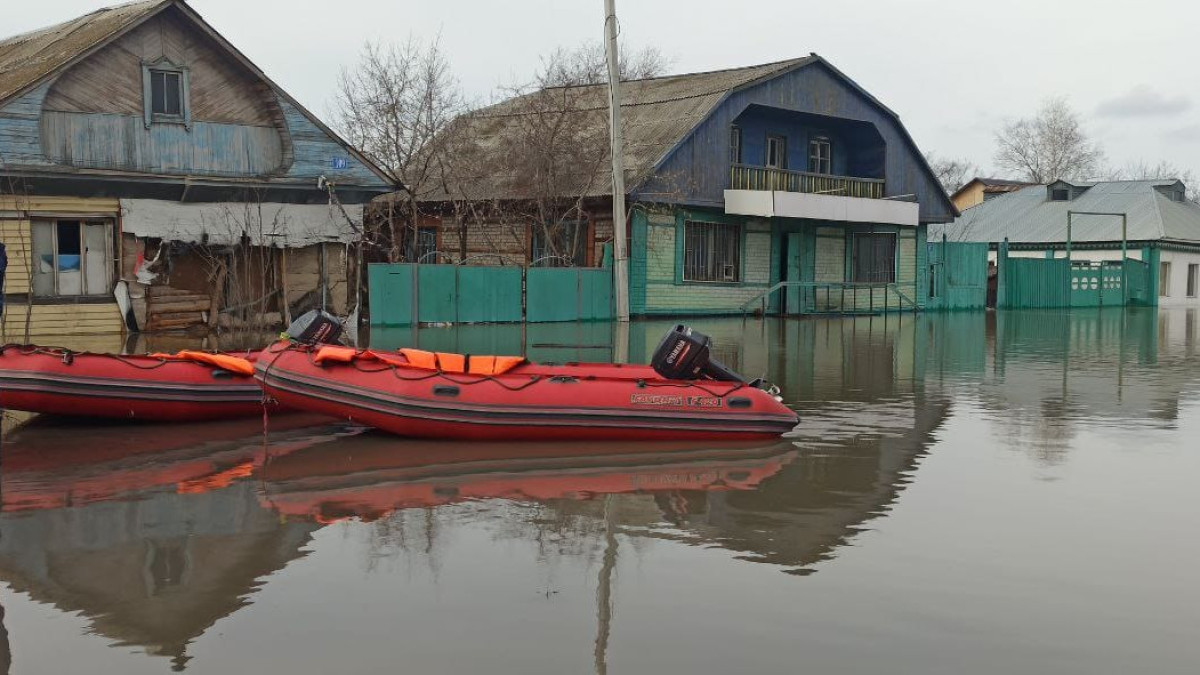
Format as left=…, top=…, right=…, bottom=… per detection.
left=997, top=238, right=1009, bottom=309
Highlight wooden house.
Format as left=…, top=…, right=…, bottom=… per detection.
left=410, top=55, right=957, bottom=317
left=950, top=177, right=1034, bottom=212
left=0, top=0, right=392, bottom=339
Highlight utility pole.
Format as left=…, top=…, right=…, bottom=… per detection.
left=604, top=0, right=630, bottom=322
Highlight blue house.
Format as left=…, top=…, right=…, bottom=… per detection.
left=0, top=0, right=392, bottom=337
left=415, top=55, right=956, bottom=318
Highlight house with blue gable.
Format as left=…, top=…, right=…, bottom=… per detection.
left=412, top=55, right=956, bottom=320
left=0, top=0, right=392, bottom=337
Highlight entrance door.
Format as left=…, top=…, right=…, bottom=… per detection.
left=785, top=232, right=804, bottom=315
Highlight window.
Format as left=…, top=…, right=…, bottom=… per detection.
left=765, top=135, right=786, bottom=169
left=852, top=232, right=896, bottom=283
left=730, top=126, right=742, bottom=164
left=808, top=136, right=832, bottom=174
left=31, top=220, right=114, bottom=297
left=1051, top=188, right=1070, bottom=201
left=150, top=70, right=183, bottom=116
left=532, top=221, right=589, bottom=267
left=410, top=226, right=438, bottom=263
left=1160, top=262, right=1172, bottom=297
left=142, top=60, right=189, bottom=128
left=1188, top=264, right=1198, bottom=298
left=684, top=221, right=740, bottom=282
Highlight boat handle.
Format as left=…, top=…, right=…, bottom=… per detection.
left=433, top=385, right=460, bottom=397
left=211, top=369, right=235, bottom=379
left=728, top=397, right=753, bottom=408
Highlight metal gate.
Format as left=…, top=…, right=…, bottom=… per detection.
left=926, top=240, right=988, bottom=310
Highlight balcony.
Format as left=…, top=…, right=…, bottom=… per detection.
left=730, top=164, right=885, bottom=199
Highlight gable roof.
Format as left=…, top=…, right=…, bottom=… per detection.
left=934, top=180, right=1200, bottom=244
left=950, top=176, right=1034, bottom=202
left=0, top=1, right=167, bottom=108
left=421, top=56, right=816, bottom=202
left=0, top=0, right=393, bottom=188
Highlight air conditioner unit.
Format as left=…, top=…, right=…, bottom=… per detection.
left=722, top=264, right=736, bottom=280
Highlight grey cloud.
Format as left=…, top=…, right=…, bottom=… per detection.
left=1097, top=85, right=1191, bottom=118
left=1164, top=124, right=1200, bottom=143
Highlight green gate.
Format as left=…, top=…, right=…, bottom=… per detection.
left=1069, top=262, right=1125, bottom=307
left=369, top=263, right=613, bottom=325
left=926, top=240, right=988, bottom=310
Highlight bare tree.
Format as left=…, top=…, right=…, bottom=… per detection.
left=994, top=97, right=1104, bottom=183
left=538, top=41, right=671, bottom=86
left=334, top=37, right=465, bottom=261
left=923, top=151, right=977, bottom=195
left=1108, top=159, right=1200, bottom=201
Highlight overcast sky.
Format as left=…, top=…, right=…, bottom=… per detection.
left=7, top=0, right=1199, bottom=180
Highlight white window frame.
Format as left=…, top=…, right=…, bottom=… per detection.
left=765, top=135, right=786, bottom=169
left=30, top=219, right=116, bottom=299
left=683, top=220, right=741, bottom=283
left=1187, top=263, right=1198, bottom=298
left=809, top=136, right=832, bottom=175
left=142, top=59, right=192, bottom=130
left=1160, top=261, right=1172, bottom=297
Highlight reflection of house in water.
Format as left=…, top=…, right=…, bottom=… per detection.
left=0, top=420, right=327, bottom=671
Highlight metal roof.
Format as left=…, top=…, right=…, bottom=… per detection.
left=418, top=57, right=815, bottom=202
left=933, top=180, right=1200, bottom=245
left=0, top=0, right=166, bottom=107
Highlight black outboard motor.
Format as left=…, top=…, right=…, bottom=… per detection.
left=285, top=309, right=344, bottom=345
left=651, top=324, right=746, bottom=383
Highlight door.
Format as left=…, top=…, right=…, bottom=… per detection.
left=785, top=232, right=804, bottom=315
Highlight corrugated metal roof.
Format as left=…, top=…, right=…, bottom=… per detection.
left=121, top=199, right=363, bottom=246
left=419, top=57, right=814, bottom=202
left=933, top=180, right=1200, bottom=244
left=0, top=0, right=167, bottom=107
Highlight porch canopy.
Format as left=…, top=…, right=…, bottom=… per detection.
left=120, top=199, right=363, bottom=247
left=724, top=189, right=918, bottom=226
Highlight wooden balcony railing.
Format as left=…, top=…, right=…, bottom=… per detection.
left=730, top=164, right=885, bottom=199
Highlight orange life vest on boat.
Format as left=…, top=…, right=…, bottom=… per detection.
left=310, top=345, right=523, bottom=375
left=150, top=350, right=255, bottom=376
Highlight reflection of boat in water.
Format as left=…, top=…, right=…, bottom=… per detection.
left=259, top=434, right=798, bottom=523
left=0, top=415, right=352, bottom=671
left=1, top=414, right=345, bottom=513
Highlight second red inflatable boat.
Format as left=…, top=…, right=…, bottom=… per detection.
left=255, top=324, right=798, bottom=441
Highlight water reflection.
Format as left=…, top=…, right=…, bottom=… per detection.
left=0, top=308, right=1198, bottom=672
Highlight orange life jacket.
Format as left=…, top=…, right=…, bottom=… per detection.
left=150, top=350, right=255, bottom=376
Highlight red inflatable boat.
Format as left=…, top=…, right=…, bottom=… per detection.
left=0, top=344, right=268, bottom=421
left=254, top=332, right=798, bottom=441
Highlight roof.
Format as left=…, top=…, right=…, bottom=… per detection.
left=420, top=57, right=815, bottom=202
left=0, top=0, right=393, bottom=188
left=934, top=180, right=1200, bottom=244
left=0, top=0, right=166, bottom=107
left=950, top=176, right=1035, bottom=202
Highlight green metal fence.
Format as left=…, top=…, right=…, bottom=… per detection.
left=368, top=263, right=613, bottom=326
left=996, top=241, right=1155, bottom=309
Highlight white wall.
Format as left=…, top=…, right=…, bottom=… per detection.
left=1157, top=250, right=1200, bottom=307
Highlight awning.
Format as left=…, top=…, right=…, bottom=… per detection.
left=119, top=199, right=363, bottom=247
left=724, top=189, right=919, bottom=226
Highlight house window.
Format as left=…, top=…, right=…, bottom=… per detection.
left=30, top=220, right=114, bottom=297
left=808, top=136, right=832, bottom=174
left=765, top=135, right=786, bottom=169
left=852, top=232, right=896, bottom=283
left=1160, top=262, right=1172, bottom=297
left=1188, top=264, right=1198, bottom=298
left=684, top=221, right=740, bottom=282
left=1051, top=188, right=1070, bottom=201
left=730, top=126, right=742, bottom=164
left=150, top=70, right=183, bottom=116
left=410, top=226, right=438, bottom=263
left=532, top=221, right=589, bottom=267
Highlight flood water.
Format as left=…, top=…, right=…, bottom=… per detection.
left=2, top=309, right=1199, bottom=674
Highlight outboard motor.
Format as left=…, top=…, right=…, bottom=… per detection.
left=651, top=324, right=746, bottom=383
left=285, top=309, right=344, bottom=345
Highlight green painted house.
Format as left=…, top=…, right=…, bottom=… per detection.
left=411, top=55, right=957, bottom=318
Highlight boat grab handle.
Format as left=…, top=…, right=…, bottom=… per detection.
left=433, top=385, right=460, bottom=397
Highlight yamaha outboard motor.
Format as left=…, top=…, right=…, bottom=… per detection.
left=651, top=324, right=746, bottom=383
left=285, top=309, right=344, bottom=345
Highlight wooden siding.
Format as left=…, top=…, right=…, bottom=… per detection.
left=1, top=302, right=124, bottom=338
left=41, top=111, right=284, bottom=176
left=635, top=61, right=954, bottom=224
left=42, top=11, right=277, bottom=127
left=279, top=99, right=386, bottom=186
left=0, top=84, right=53, bottom=167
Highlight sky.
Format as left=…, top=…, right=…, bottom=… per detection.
left=6, top=0, right=1199, bottom=180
